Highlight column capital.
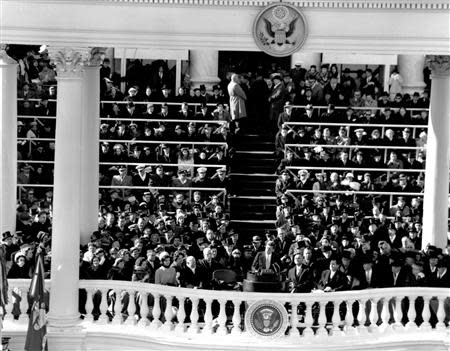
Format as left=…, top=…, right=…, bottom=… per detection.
left=426, top=55, right=450, bottom=78
left=0, top=44, right=17, bottom=65
left=48, top=47, right=104, bottom=77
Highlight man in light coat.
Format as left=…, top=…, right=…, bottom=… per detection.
left=227, top=73, right=247, bottom=133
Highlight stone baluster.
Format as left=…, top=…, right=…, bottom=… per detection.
left=84, top=288, right=94, bottom=323
left=357, top=299, right=368, bottom=334
left=17, top=287, right=28, bottom=324
left=203, top=298, right=213, bottom=334
left=150, top=294, right=162, bottom=329
left=344, top=299, right=356, bottom=335
left=316, top=301, right=328, bottom=336
left=138, top=292, right=149, bottom=327
left=369, top=299, right=378, bottom=332
left=98, top=289, right=110, bottom=324
left=393, top=296, right=404, bottom=330
left=405, top=295, right=417, bottom=330
left=175, top=297, right=186, bottom=333
left=111, top=290, right=123, bottom=325
left=216, top=299, right=228, bottom=335
left=4, top=288, right=14, bottom=323
left=161, top=295, right=174, bottom=331
left=288, top=301, right=299, bottom=339
left=124, top=291, right=136, bottom=326
left=303, top=301, right=314, bottom=337
left=434, top=296, right=446, bottom=331
left=331, top=300, right=341, bottom=335
left=379, top=298, right=390, bottom=333
left=231, top=299, right=242, bottom=335
left=187, top=298, right=200, bottom=334
left=420, top=296, right=432, bottom=331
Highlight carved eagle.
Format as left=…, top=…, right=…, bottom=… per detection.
left=263, top=17, right=298, bottom=45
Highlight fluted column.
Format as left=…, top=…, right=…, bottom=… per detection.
left=47, top=47, right=91, bottom=331
left=80, top=49, right=102, bottom=245
left=189, top=50, right=220, bottom=89
left=398, top=55, right=426, bottom=95
left=422, top=55, right=450, bottom=249
left=0, top=45, right=17, bottom=235
left=291, top=52, right=321, bottom=70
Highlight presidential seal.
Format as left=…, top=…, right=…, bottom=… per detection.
left=253, top=3, right=307, bottom=57
left=245, top=300, right=289, bottom=339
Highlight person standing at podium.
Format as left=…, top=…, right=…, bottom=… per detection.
left=251, top=241, right=280, bottom=274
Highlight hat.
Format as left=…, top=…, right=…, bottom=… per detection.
left=197, top=167, right=207, bottom=173
left=2, top=231, right=12, bottom=240
left=217, top=167, right=226, bottom=173
left=342, top=250, right=352, bottom=259
left=252, top=235, right=262, bottom=243
left=354, top=128, right=364, bottom=133
left=17, top=121, right=24, bottom=126
left=343, top=68, right=351, bottom=73
left=305, top=104, right=313, bottom=110
left=177, top=169, right=187, bottom=175
left=346, top=172, right=354, bottom=178
left=284, top=101, right=292, bottom=108
left=128, top=87, right=137, bottom=93
left=161, top=85, right=170, bottom=91
left=321, top=245, right=332, bottom=252
left=403, top=128, right=411, bottom=133
left=212, top=85, right=220, bottom=91
left=272, top=74, right=282, bottom=81
left=37, top=231, right=48, bottom=241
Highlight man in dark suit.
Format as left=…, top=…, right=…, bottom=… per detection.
left=179, top=256, right=202, bottom=288
left=268, top=74, right=287, bottom=125
left=287, top=253, right=315, bottom=293
left=317, top=257, right=348, bottom=292
left=355, top=255, right=382, bottom=289
left=251, top=241, right=280, bottom=274
left=197, top=247, right=222, bottom=289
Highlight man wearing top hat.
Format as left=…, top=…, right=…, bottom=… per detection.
left=277, top=101, right=295, bottom=130
left=268, top=74, right=287, bottom=126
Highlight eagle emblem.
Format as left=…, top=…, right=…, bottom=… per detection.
left=245, top=300, right=288, bottom=339
left=263, top=6, right=298, bottom=46
left=253, top=3, right=307, bottom=57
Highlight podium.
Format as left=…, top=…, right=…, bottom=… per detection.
left=243, top=271, right=286, bottom=292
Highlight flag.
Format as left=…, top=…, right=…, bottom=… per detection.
left=24, top=253, right=48, bottom=351
left=0, top=245, right=8, bottom=308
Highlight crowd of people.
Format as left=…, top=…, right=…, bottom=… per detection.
left=5, top=46, right=449, bottom=305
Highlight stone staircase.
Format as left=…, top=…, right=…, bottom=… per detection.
left=230, top=133, right=278, bottom=239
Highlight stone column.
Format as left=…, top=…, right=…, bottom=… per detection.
left=0, top=45, right=17, bottom=235
left=46, top=47, right=90, bottom=333
left=291, top=52, right=322, bottom=70
left=189, top=50, right=220, bottom=89
left=398, top=55, right=427, bottom=95
left=422, top=55, right=450, bottom=249
left=80, top=49, right=102, bottom=245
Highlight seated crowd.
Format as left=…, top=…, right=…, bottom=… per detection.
left=7, top=47, right=449, bottom=299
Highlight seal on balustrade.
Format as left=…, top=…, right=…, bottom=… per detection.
left=245, top=300, right=288, bottom=339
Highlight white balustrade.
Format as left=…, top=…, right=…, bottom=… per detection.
left=3, top=280, right=449, bottom=343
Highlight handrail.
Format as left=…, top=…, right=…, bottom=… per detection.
left=4, top=279, right=449, bottom=341
left=17, top=160, right=228, bottom=169
left=285, top=143, right=421, bottom=150
left=100, top=100, right=219, bottom=106
left=100, top=139, right=228, bottom=146
left=289, top=105, right=428, bottom=112
left=77, top=280, right=448, bottom=301
left=18, top=115, right=56, bottom=120
left=286, top=166, right=425, bottom=173
left=17, top=98, right=57, bottom=102
left=284, top=121, right=428, bottom=128
left=285, top=189, right=423, bottom=196
left=99, top=117, right=227, bottom=124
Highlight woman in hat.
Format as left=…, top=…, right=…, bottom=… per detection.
left=7, top=252, right=31, bottom=279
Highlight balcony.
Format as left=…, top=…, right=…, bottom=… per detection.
left=2, top=279, right=449, bottom=350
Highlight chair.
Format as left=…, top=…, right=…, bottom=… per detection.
left=212, top=269, right=238, bottom=290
